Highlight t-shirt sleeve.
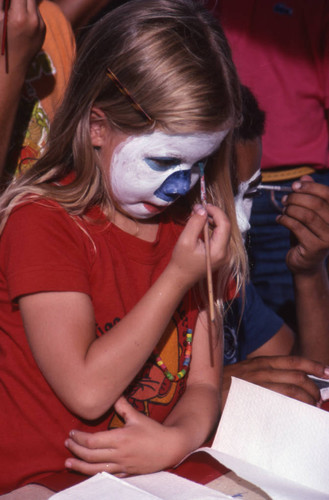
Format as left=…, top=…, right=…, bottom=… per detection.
left=239, top=281, right=284, bottom=359
left=1, top=200, right=92, bottom=302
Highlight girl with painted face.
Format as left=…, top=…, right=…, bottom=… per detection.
left=0, top=0, right=246, bottom=494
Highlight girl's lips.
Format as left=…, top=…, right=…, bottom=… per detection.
left=143, top=202, right=166, bottom=214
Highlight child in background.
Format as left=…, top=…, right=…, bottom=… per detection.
left=0, top=0, right=245, bottom=495
left=215, top=0, right=329, bottom=329
left=223, top=85, right=329, bottom=408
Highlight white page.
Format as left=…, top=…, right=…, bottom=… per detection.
left=51, top=470, right=232, bottom=499
left=126, top=471, right=231, bottom=499
left=52, top=378, right=329, bottom=500
left=50, top=472, right=160, bottom=499
left=203, top=377, right=329, bottom=499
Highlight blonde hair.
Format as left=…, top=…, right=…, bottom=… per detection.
left=0, top=0, right=246, bottom=307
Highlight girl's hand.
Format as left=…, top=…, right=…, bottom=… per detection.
left=277, top=176, right=329, bottom=275
left=65, top=397, right=185, bottom=477
left=169, top=204, right=231, bottom=287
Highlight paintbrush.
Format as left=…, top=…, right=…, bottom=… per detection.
left=257, top=184, right=293, bottom=193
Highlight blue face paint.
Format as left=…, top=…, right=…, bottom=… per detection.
left=154, top=169, right=192, bottom=202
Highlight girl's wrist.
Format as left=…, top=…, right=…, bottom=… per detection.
left=164, top=261, right=198, bottom=292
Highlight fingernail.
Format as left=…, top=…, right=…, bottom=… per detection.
left=64, top=439, right=69, bottom=447
left=324, top=367, right=329, bottom=377
left=196, top=207, right=206, bottom=216
left=69, top=430, right=75, bottom=437
left=292, top=181, right=302, bottom=190
left=65, top=459, right=72, bottom=468
left=317, top=399, right=323, bottom=408
left=281, top=195, right=288, bottom=204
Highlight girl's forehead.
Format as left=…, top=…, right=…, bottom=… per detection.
left=114, top=130, right=229, bottom=158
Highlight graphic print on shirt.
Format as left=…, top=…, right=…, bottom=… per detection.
left=106, top=298, right=193, bottom=428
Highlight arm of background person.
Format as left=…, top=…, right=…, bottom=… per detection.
left=222, top=177, right=329, bottom=409
left=278, top=176, right=329, bottom=364
left=0, top=0, right=45, bottom=177
left=221, top=323, right=328, bottom=410
left=221, top=268, right=328, bottom=410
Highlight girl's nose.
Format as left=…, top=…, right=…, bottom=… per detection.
left=154, top=170, right=191, bottom=202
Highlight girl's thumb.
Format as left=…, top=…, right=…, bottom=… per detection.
left=114, top=396, right=138, bottom=424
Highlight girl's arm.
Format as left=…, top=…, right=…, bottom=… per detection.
left=19, top=205, right=230, bottom=420
left=162, top=308, right=221, bottom=456
left=64, top=309, right=221, bottom=476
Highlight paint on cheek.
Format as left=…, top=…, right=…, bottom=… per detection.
left=109, top=129, right=229, bottom=207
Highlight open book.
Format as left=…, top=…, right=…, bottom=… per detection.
left=52, top=378, right=329, bottom=500
left=50, top=470, right=231, bottom=499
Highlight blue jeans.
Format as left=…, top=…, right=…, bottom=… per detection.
left=247, top=169, right=329, bottom=329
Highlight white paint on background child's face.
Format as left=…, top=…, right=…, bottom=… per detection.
left=234, top=168, right=261, bottom=241
left=109, top=130, right=228, bottom=219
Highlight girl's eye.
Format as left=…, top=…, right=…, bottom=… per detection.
left=145, top=157, right=181, bottom=171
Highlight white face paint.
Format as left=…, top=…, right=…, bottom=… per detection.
left=109, top=130, right=228, bottom=219
left=234, top=168, right=261, bottom=242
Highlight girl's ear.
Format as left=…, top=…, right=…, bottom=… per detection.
left=90, top=107, right=108, bottom=147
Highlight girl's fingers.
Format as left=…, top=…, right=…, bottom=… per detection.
left=65, top=437, right=118, bottom=463
left=205, top=204, right=231, bottom=247
left=67, top=429, right=120, bottom=449
left=182, top=205, right=208, bottom=242
left=114, top=396, right=140, bottom=425
left=65, top=457, right=127, bottom=476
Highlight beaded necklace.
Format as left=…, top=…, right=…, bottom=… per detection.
left=154, top=328, right=192, bottom=381
left=154, top=293, right=193, bottom=382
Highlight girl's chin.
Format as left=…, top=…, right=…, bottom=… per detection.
left=116, top=202, right=169, bottom=220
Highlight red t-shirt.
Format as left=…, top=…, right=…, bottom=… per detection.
left=0, top=199, right=198, bottom=493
